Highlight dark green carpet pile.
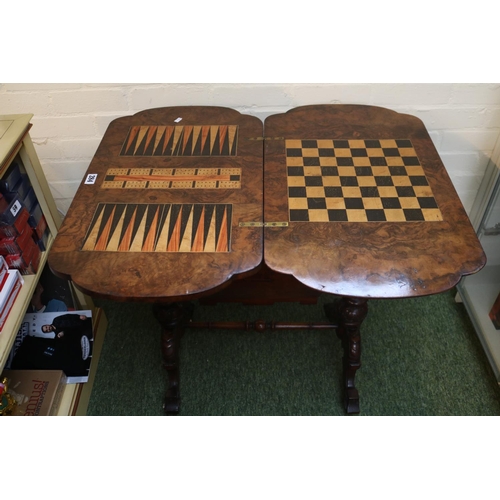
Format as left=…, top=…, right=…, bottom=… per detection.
left=86, top=289, right=500, bottom=416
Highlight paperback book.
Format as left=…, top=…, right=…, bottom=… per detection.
left=6, top=310, right=93, bottom=384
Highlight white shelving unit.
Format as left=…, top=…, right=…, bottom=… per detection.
left=457, top=134, right=500, bottom=383
left=0, top=114, right=107, bottom=415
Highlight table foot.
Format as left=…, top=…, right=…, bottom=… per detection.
left=164, top=393, right=181, bottom=415
left=345, top=387, right=360, bottom=414
left=325, top=296, right=368, bottom=415
left=153, top=302, right=194, bottom=416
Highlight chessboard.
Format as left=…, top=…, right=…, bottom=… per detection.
left=285, top=139, right=443, bottom=222
left=81, top=203, right=232, bottom=253
left=120, top=125, right=239, bottom=157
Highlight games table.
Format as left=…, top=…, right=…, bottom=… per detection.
left=48, top=105, right=486, bottom=414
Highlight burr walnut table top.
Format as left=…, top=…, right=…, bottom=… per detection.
left=48, top=106, right=264, bottom=301
left=264, top=104, right=486, bottom=298
left=48, top=104, right=485, bottom=302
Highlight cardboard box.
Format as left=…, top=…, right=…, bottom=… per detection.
left=1, top=369, right=67, bottom=416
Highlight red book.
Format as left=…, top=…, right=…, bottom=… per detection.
left=0, top=270, right=24, bottom=331
left=490, top=293, right=500, bottom=330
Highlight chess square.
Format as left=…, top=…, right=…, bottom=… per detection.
left=346, top=209, right=368, bottom=222
left=306, top=186, right=326, bottom=198
left=290, top=209, right=310, bottom=221
left=288, top=166, right=304, bottom=176
left=304, top=166, right=322, bottom=177
left=289, top=197, right=309, bottom=210
left=325, top=198, right=346, bottom=209
left=342, top=187, right=362, bottom=198
left=386, top=156, right=406, bottom=167
left=323, top=176, right=342, bottom=187
left=303, top=156, right=321, bottom=166
left=383, top=209, right=406, bottom=221
left=327, top=209, right=349, bottom=221
left=366, top=209, right=387, bottom=221
left=289, top=187, right=307, bottom=197
left=355, top=166, right=373, bottom=176
left=340, top=176, right=359, bottom=187
left=345, top=198, right=364, bottom=210
left=317, top=139, right=334, bottom=148
left=309, top=209, right=330, bottom=222
left=324, top=186, right=343, bottom=197
left=363, top=198, right=384, bottom=210
left=375, top=176, right=394, bottom=187
left=353, top=157, right=372, bottom=167
left=305, top=176, right=323, bottom=187
left=307, top=197, right=327, bottom=210
left=360, top=187, right=380, bottom=198
left=288, top=176, right=306, bottom=187
left=319, top=156, right=338, bottom=166
left=381, top=197, right=402, bottom=209
left=396, top=186, right=416, bottom=197
left=357, top=176, right=377, bottom=187
left=371, top=166, right=391, bottom=177
left=403, top=209, right=425, bottom=221
left=302, top=148, right=320, bottom=158
left=287, top=139, right=303, bottom=149
left=399, top=197, right=421, bottom=209
left=321, top=166, right=339, bottom=176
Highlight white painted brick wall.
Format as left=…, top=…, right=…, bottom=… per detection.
left=0, top=83, right=499, bottom=215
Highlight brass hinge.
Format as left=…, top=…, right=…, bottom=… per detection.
left=239, top=221, right=289, bottom=227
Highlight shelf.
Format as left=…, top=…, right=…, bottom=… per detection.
left=0, top=235, right=54, bottom=370
left=458, top=133, right=500, bottom=383
left=0, top=113, right=107, bottom=416
left=458, top=271, right=500, bottom=383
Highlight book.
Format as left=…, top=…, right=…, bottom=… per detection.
left=6, top=310, right=94, bottom=384
left=489, top=292, right=500, bottom=330
left=0, top=270, right=24, bottom=331
left=0, top=255, right=9, bottom=289
left=0, top=369, right=67, bottom=416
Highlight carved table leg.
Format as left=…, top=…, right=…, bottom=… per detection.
left=152, top=302, right=193, bottom=415
left=325, top=296, right=368, bottom=415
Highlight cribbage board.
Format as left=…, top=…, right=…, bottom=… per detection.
left=286, top=139, right=443, bottom=222
left=81, top=203, right=232, bottom=253
left=120, top=125, right=238, bottom=156
left=101, top=167, right=241, bottom=189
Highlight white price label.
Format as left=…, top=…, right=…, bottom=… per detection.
left=85, top=174, right=98, bottom=184
left=10, top=200, right=22, bottom=217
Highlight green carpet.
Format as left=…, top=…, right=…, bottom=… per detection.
left=86, top=289, right=500, bottom=416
